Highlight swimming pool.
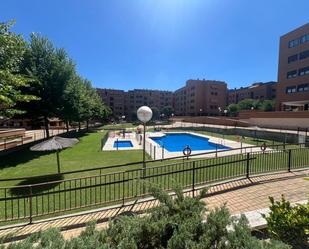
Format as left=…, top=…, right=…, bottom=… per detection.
left=150, top=133, right=230, bottom=152
left=113, top=140, right=133, bottom=148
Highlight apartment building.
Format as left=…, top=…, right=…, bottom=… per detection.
left=97, top=88, right=173, bottom=119
left=276, top=23, right=309, bottom=111
left=96, top=89, right=126, bottom=117
left=125, top=89, right=173, bottom=119
left=228, top=81, right=277, bottom=105
left=174, top=79, right=227, bottom=116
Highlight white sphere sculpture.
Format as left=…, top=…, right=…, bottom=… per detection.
left=137, top=106, right=153, bottom=123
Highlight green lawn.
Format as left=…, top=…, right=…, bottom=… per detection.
left=0, top=129, right=149, bottom=187
left=102, top=123, right=137, bottom=129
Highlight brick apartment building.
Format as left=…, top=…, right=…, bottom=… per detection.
left=228, top=81, right=277, bottom=105
left=97, top=79, right=227, bottom=119
left=276, top=23, right=309, bottom=111
left=125, top=89, right=173, bottom=119
left=97, top=88, right=173, bottom=119
left=173, top=79, right=227, bottom=116
left=96, top=89, right=126, bottom=117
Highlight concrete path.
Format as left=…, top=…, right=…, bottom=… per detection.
left=1, top=169, right=308, bottom=242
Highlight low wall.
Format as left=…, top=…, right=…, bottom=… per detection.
left=172, top=126, right=300, bottom=144
left=173, top=116, right=250, bottom=127
left=239, top=111, right=309, bottom=129
left=0, top=128, right=25, bottom=138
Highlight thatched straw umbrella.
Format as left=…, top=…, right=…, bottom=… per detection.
left=30, top=136, right=79, bottom=173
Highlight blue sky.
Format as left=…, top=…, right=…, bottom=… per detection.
left=2, top=0, right=309, bottom=90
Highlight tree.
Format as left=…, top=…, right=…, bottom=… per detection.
left=227, top=103, right=240, bottom=116
left=260, top=100, right=275, bottom=112
left=80, top=79, right=110, bottom=129
left=151, top=107, right=160, bottom=121
left=0, top=20, right=38, bottom=118
left=61, top=76, right=111, bottom=131
left=238, top=99, right=255, bottom=110
left=60, top=75, right=84, bottom=131
left=232, top=99, right=275, bottom=114
left=161, top=106, right=174, bottom=118
left=21, top=33, right=75, bottom=137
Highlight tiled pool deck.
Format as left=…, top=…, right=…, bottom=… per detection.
left=102, top=130, right=272, bottom=159
left=102, top=132, right=141, bottom=151
left=145, top=131, right=268, bottom=159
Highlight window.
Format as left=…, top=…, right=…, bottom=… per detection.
left=297, top=84, right=309, bottom=92
left=289, top=39, right=299, bottom=48
left=287, top=70, right=297, bottom=79
left=288, top=54, right=298, bottom=63
left=286, top=86, right=296, bottom=94
left=289, top=34, right=309, bottom=48
left=299, top=50, right=309, bottom=60
left=300, top=34, right=309, bottom=44
left=298, top=67, right=309, bottom=76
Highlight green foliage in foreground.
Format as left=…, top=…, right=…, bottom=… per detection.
left=2, top=185, right=289, bottom=249
left=263, top=196, right=309, bottom=249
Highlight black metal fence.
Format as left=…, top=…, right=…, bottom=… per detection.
left=0, top=146, right=308, bottom=225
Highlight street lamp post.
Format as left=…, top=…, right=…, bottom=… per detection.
left=137, top=106, right=153, bottom=171
left=224, top=109, right=228, bottom=132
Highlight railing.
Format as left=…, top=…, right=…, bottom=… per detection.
left=0, top=143, right=304, bottom=183
left=0, top=147, right=308, bottom=225
left=0, top=128, right=70, bottom=152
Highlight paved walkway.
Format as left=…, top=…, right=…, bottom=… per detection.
left=1, top=169, right=308, bottom=242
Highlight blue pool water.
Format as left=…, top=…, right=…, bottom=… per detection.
left=113, top=140, right=133, bottom=148
left=150, top=133, right=230, bottom=152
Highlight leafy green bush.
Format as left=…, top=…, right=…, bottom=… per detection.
left=263, top=195, right=309, bottom=249
left=2, top=185, right=289, bottom=249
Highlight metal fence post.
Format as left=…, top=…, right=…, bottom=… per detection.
left=288, top=149, right=291, bottom=172
left=241, top=141, right=243, bottom=154
left=192, top=161, right=196, bottom=197
left=150, top=143, right=152, bottom=157
left=29, top=185, right=33, bottom=224
left=122, top=172, right=125, bottom=205
left=215, top=143, right=218, bottom=158
left=162, top=146, right=164, bottom=160
left=246, top=153, right=250, bottom=178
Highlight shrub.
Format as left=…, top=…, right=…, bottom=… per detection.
left=263, top=195, right=309, bottom=249
left=2, top=185, right=290, bottom=249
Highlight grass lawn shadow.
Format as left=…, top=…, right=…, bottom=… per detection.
left=0, top=130, right=93, bottom=170
left=9, top=174, right=64, bottom=196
